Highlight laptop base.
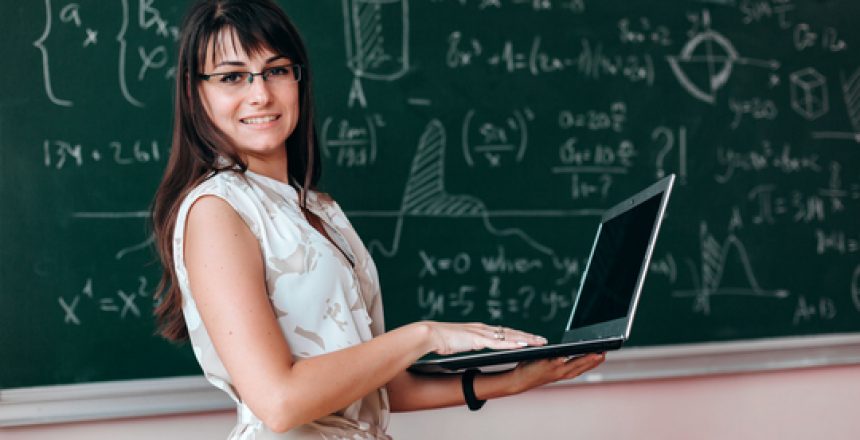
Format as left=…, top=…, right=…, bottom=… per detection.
left=409, top=338, right=622, bottom=374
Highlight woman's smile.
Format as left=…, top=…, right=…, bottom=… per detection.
left=240, top=113, right=282, bottom=126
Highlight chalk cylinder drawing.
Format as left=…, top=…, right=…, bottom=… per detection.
left=342, top=0, right=410, bottom=81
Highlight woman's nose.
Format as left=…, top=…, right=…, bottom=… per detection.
left=246, top=77, right=272, bottom=105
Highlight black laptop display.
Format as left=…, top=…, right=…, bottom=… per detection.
left=409, top=174, right=675, bottom=374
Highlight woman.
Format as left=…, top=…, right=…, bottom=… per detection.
left=151, top=1, right=604, bottom=438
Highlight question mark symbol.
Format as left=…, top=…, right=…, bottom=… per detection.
left=652, top=126, right=674, bottom=179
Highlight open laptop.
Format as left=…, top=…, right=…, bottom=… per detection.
left=409, top=174, right=675, bottom=374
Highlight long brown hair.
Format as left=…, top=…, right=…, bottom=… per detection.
left=150, top=0, right=321, bottom=341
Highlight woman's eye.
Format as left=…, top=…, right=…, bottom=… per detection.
left=267, top=66, right=290, bottom=77
left=219, top=72, right=244, bottom=83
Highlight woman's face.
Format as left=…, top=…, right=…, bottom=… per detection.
left=198, top=30, right=300, bottom=166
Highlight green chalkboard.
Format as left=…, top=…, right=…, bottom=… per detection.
left=2, top=0, right=860, bottom=390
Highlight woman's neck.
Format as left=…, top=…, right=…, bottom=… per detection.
left=245, top=152, right=289, bottom=184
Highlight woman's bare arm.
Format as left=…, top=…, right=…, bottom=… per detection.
left=184, top=196, right=546, bottom=432
left=385, top=354, right=605, bottom=412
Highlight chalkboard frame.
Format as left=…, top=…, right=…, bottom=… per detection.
left=3, top=333, right=859, bottom=427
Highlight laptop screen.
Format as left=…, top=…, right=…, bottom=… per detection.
left=567, top=191, right=664, bottom=330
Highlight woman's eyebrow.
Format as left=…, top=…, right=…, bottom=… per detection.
left=213, top=60, right=246, bottom=68
left=266, top=55, right=289, bottom=63
left=213, top=55, right=288, bottom=69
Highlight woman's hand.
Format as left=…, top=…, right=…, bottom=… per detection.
left=423, top=321, right=548, bottom=355
left=507, top=353, right=606, bottom=394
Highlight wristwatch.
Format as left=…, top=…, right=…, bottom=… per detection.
left=461, top=369, right=487, bottom=411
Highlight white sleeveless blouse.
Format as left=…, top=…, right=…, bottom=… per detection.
left=173, top=169, right=391, bottom=439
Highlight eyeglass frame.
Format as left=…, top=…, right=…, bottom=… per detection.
left=197, top=63, right=304, bottom=86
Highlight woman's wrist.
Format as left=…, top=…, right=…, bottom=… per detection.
left=408, top=321, right=438, bottom=355
left=472, top=368, right=523, bottom=401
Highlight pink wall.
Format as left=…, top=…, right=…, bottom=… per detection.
left=3, top=364, right=858, bottom=440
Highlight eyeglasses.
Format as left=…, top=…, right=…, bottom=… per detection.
left=198, top=64, right=303, bottom=91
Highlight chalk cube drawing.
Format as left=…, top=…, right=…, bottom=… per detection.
left=790, top=67, right=829, bottom=120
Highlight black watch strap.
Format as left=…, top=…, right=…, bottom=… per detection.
left=462, top=368, right=487, bottom=411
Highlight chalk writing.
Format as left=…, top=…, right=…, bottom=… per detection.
left=553, top=137, right=636, bottom=201
left=558, top=102, right=627, bottom=133
left=739, top=0, right=795, bottom=28
left=617, top=17, right=672, bottom=47
left=43, top=139, right=162, bottom=169
left=447, top=32, right=656, bottom=83
left=321, top=114, right=384, bottom=168
left=462, top=108, right=532, bottom=167
left=729, top=97, right=778, bottom=129
left=651, top=126, right=688, bottom=183
left=57, top=276, right=152, bottom=325
left=714, top=141, right=821, bottom=183
left=793, top=23, right=847, bottom=52
left=417, top=279, right=574, bottom=322
left=815, top=229, right=860, bottom=255
left=10, top=0, right=860, bottom=355
left=793, top=295, right=837, bottom=325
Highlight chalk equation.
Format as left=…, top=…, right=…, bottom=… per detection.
left=415, top=247, right=577, bottom=323
left=58, top=277, right=153, bottom=325
left=34, top=0, right=178, bottom=108
left=320, top=114, right=384, bottom=168
left=43, top=139, right=162, bottom=169
left=714, top=140, right=822, bottom=183
left=417, top=278, right=574, bottom=322
left=447, top=32, right=656, bottom=84
left=462, top=108, right=532, bottom=168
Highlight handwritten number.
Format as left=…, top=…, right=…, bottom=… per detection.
left=111, top=142, right=133, bottom=165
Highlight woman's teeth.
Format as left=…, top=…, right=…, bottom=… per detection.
left=241, top=115, right=278, bottom=124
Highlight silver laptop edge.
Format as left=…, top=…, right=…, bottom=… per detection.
left=620, top=174, right=675, bottom=339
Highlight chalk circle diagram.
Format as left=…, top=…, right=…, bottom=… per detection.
left=667, top=11, right=779, bottom=105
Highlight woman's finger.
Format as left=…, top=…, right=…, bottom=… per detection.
left=484, top=338, right=534, bottom=350
left=561, top=353, right=605, bottom=378
left=484, top=325, right=548, bottom=346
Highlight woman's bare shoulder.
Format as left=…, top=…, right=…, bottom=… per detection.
left=185, top=194, right=255, bottom=245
